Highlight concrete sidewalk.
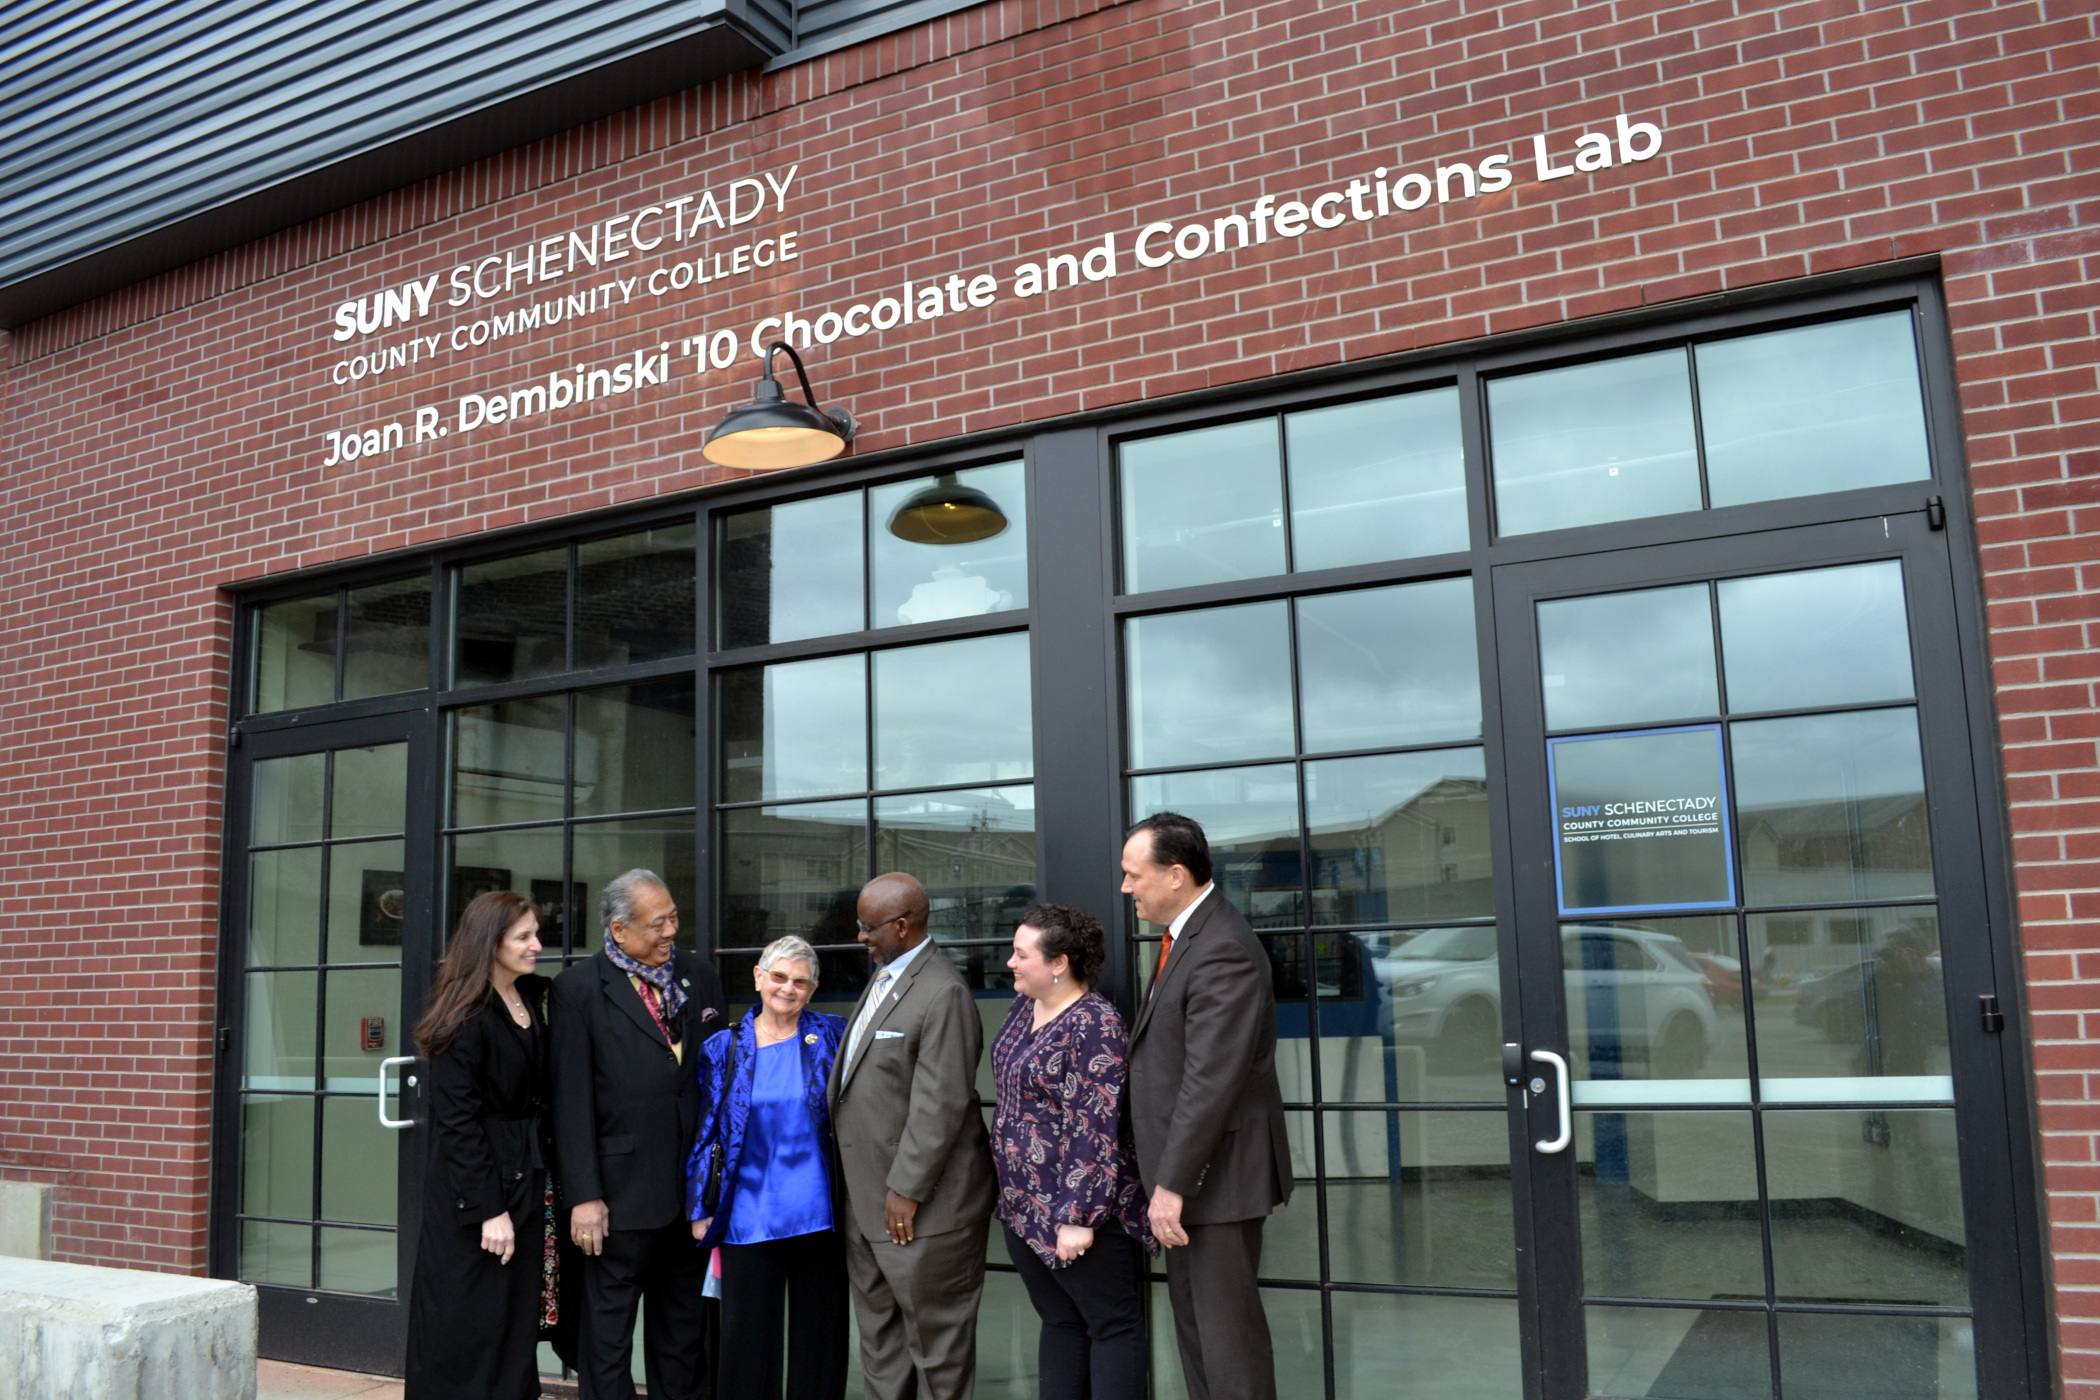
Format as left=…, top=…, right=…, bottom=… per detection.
left=258, top=1359, right=584, bottom=1398
left=257, top=1361, right=403, bottom=1400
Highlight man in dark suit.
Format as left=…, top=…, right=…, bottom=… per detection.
left=1123, top=813, right=1291, bottom=1400
left=551, top=868, right=727, bottom=1400
left=828, top=872, right=996, bottom=1400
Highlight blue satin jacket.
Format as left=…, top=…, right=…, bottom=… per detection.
left=684, top=1007, right=846, bottom=1250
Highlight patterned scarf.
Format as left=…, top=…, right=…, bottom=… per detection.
left=603, top=926, right=686, bottom=1023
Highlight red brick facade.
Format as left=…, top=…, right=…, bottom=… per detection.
left=1, top=0, right=2096, bottom=1383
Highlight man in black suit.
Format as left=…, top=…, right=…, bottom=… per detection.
left=552, top=868, right=727, bottom=1400
left=1122, top=813, right=1291, bottom=1400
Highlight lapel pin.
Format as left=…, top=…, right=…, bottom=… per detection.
left=804, top=1033, right=818, bottom=1044
left=680, top=978, right=690, bottom=988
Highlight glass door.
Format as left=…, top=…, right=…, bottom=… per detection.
left=1491, top=511, right=2027, bottom=1400
left=213, top=712, right=435, bottom=1372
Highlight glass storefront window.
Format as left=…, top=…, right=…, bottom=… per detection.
left=716, top=492, right=865, bottom=649
left=1537, top=583, right=1718, bottom=731
left=1489, top=349, right=1703, bottom=536
left=718, top=631, right=1036, bottom=952
left=1297, top=578, right=1480, bottom=751
left=1698, top=311, right=1932, bottom=507
left=1718, top=560, right=1915, bottom=712
left=253, top=575, right=431, bottom=714
left=1119, top=386, right=1468, bottom=594
left=452, top=525, right=696, bottom=687
left=444, top=675, right=696, bottom=950
left=1121, top=420, right=1284, bottom=592
left=715, top=463, right=1029, bottom=649
left=1285, top=389, right=1468, bottom=569
left=870, top=461, right=1028, bottom=627
left=1489, top=310, right=1933, bottom=536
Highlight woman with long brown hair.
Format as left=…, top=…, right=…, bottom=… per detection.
left=404, top=890, right=553, bottom=1400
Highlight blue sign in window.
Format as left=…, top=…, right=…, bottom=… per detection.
left=1548, top=724, right=1735, bottom=916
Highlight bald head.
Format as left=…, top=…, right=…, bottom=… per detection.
left=857, top=872, right=929, bottom=964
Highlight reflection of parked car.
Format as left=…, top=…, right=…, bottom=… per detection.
left=1370, top=926, right=1503, bottom=1070
left=1562, top=927, right=1718, bottom=1076
left=1368, top=925, right=1719, bottom=1076
left=1790, top=926, right=1945, bottom=1072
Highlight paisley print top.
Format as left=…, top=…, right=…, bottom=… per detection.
left=991, top=991, right=1154, bottom=1268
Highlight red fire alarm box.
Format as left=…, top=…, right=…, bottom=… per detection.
left=360, top=1017, right=386, bottom=1051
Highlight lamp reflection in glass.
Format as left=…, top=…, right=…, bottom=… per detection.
left=886, top=473, right=1009, bottom=545
left=701, top=340, right=860, bottom=470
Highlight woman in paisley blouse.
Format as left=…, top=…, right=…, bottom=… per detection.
left=992, top=903, right=1153, bottom=1400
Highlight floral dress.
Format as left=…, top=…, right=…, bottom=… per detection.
left=990, top=991, right=1154, bottom=1268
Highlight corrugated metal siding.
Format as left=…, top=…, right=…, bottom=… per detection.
left=0, top=0, right=981, bottom=323
left=0, top=0, right=793, bottom=307
left=779, top=0, right=973, bottom=64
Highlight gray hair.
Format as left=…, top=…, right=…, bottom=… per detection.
left=756, top=935, right=820, bottom=987
left=601, top=868, right=670, bottom=933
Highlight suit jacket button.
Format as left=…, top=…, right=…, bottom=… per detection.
left=456, top=1199, right=466, bottom=1208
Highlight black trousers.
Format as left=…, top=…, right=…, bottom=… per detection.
left=718, top=1229, right=851, bottom=1400
left=1162, top=1218, right=1273, bottom=1400
left=1002, top=1224, right=1146, bottom=1400
left=578, top=1220, right=716, bottom=1400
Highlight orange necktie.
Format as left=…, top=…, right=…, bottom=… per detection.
left=1152, top=932, right=1174, bottom=989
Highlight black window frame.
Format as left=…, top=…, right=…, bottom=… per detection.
left=213, top=261, right=2046, bottom=1400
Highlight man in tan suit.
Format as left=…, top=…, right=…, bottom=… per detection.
left=828, top=872, right=996, bottom=1400
left=1124, top=813, right=1292, bottom=1400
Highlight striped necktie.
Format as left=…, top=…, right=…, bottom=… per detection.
left=848, top=968, right=896, bottom=1065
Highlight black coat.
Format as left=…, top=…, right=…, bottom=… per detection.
left=550, top=949, right=727, bottom=1232
left=404, top=976, right=552, bottom=1400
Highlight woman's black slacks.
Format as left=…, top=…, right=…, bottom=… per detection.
left=1003, top=1223, right=1146, bottom=1400
left=717, top=1228, right=850, bottom=1400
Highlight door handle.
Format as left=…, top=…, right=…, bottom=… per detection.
left=380, top=1057, right=415, bottom=1133
left=1530, top=1049, right=1571, bottom=1153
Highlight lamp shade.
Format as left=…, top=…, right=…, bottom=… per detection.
left=700, top=379, right=847, bottom=470
left=701, top=345, right=857, bottom=470
left=886, top=473, right=1009, bottom=544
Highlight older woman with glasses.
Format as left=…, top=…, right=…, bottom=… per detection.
left=687, top=936, right=850, bottom=1400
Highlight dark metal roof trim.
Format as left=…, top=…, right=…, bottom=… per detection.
left=0, top=0, right=790, bottom=328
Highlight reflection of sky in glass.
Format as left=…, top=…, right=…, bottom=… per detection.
left=1538, top=584, right=1717, bottom=731
left=1285, top=388, right=1468, bottom=569
left=1732, top=709, right=1925, bottom=806
left=1719, top=562, right=1914, bottom=713
left=1699, top=311, right=1932, bottom=508
left=1304, top=748, right=1487, bottom=832
left=870, top=461, right=1028, bottom=628
left=756, top=654, right=867, bottom=800
left=1732, top=708, right=1933, bottom=904
left=1130, top=764, right=1299, bottom=847
left=1298, top=579, right=1481, bottom=752
left=1121, top=420, right=1284, bottom=592
left=1127, top=602, right=1293, bottom=768
left=873, top=632, right=1033, bottom=790
left=1130, top=764, right=1301, bottom=928
left=873, top=785, right=1036, bottom=830
left=1490, top=349, right=1700, bottom=536
left=717, top=490, right=863, bottom=649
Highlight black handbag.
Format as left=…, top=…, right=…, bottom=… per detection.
left=699, top=1028, right=741, bottom=1217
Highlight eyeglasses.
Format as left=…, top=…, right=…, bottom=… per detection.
left=762, top=969, right=816, bottom=992
left=622, top=911, right=679, bottom=935
left=855, top=915, right=903, bottom=935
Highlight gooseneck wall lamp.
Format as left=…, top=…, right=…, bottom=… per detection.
left=700, top=341, right=860, bottom=470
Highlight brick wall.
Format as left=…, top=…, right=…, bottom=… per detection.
left=1, top=0, right=2096, bottom=1380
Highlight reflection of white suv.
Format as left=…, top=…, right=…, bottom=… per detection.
left=1371, top=925, right=1719, bottom=1076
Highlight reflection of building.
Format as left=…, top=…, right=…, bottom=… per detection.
left=1310, top=776, right=1494, bottom=923
left=1736, top=795, right=1932, bottom=901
